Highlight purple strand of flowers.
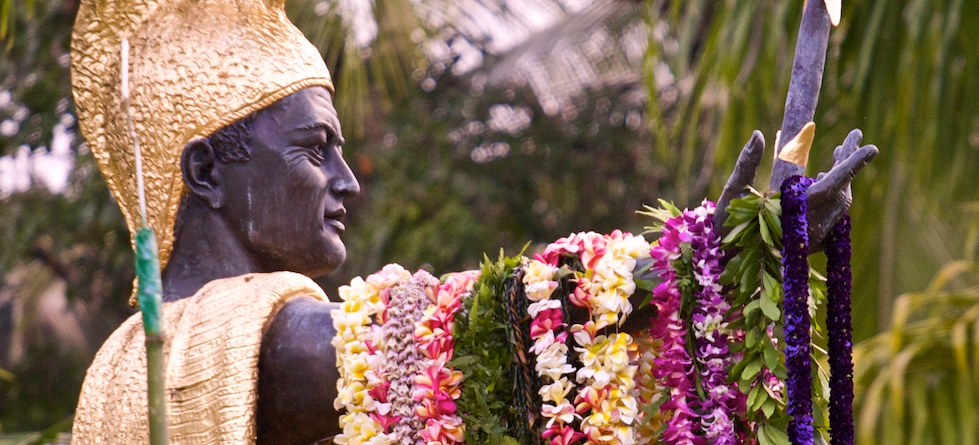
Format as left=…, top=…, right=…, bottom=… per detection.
left=688, top=202, right=744, bottom=445
left=825, top=214, right=854, bottom=445
left=650, top=210, right=702, bottom=445
left=384, top=278, right=435, bottom=445
left=780, top=176, right=815, bottom=445
left=651, top=200, right=745, bottom=445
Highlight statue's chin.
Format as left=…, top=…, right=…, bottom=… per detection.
left=296, top=238, right=346, bottom=279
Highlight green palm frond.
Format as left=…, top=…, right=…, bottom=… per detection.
left=854, top=288, right=979, bottom=444
left=288, top=0, right=582, bottom=138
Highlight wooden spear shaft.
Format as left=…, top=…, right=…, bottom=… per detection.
left=769, top=0, right=833, bottom=189
left=122, top=38, right=170, bottom=445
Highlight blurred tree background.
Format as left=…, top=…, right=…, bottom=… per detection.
left=0, top=0, right=976, bottom=441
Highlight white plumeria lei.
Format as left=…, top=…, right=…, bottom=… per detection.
left=524, top=259, right=581, bottom=444
left=574, top=231, right=648, bottom=445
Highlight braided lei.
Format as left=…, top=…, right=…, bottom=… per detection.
left=331, top=198, right=856, bottom=445
left=332, top=266, right=473, bottom=445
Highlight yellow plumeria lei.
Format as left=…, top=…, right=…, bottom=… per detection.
left=533, top=230, right=649, bottom=445
left=331, top=264, right=412, bottom=445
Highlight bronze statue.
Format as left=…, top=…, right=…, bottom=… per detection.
left=69, top=0, right=876, bottom=443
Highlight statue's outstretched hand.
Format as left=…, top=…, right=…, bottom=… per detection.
left=714, top=129, right=878, bottom=251
left=806, top=129, right=878, bottom=247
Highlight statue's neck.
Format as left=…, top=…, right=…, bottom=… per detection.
left=161, top=201, right=265, bottom=302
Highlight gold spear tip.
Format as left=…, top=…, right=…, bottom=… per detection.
left=777, top=121, right=816, bottom=169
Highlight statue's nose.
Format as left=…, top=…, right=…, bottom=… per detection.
left=330, top=159, right=361, bottom=197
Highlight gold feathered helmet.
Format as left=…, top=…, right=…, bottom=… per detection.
left=71, top=0, right=334, bottom=303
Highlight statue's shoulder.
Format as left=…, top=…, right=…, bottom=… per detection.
left=189, top=271, right=329, bottom=307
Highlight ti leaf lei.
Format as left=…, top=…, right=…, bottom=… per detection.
left=720, top=187, right=831, bottom=445
left=450, top=251, right=531, bottom=445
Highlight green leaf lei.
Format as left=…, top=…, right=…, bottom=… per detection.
left=450, top=251, right=532, bottom=445
left=721, top=188, right=831, bottom=445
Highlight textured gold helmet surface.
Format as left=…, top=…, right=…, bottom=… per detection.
left=71, top=0, right=334, bottom=279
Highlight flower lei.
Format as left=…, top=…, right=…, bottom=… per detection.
left=633, top=334, right=663, bottom=445
left=385, top=272, right=438, bottom=444
left=533, top=230, right=647, bottom=445
left=414, top=271, right=478, bottom=445
left=331, top=264, right=412, bottom=445
left=524, top=258, right=581, bottom=445
left=649, top=200, right=745, bottom=444
left=780, top=176, right=815, bottom=445
left=331, top=211, right=856, bottom=445
left=333, top=265, right=470, bottom=445
left=687, top=202, right=744, bottom=445
left=781, top=176, right=856, bottom=445
left=825, top=214, right=853, bottom=445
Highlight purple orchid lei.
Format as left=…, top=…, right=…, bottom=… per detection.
left=688, top=202, right=744, bottom=445
left=650, top=200, right=743, bottom=445
left=825, top=214, right=854, bottom=445
left=650, top=207, right=703, bottom=444
left=780, top=176, right=815, bottom=445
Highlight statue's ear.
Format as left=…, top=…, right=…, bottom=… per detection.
left=180, top=139, right=223, bottom=209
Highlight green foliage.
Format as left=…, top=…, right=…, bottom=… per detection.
left=719, top=190, right=831, bottom=444
left=0, top=0, right=975, bottom=440
left=720, top=190, right=789, bottom=440
left=647, top=0, right=979, bottom=340
left=638, top=198, right=683, bottom=234
left=0, top=153, right=133, bottom=431
left=286, top=0, right=423, bottom=138
left=852, top=260, right=979, bottom=445
left=450, top=251, right=525, bottom=445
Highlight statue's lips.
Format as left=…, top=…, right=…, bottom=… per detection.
left=324, top=209, right=346, bottom=233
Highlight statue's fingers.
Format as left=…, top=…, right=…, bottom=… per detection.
left=715, top=130, right=765, bottom=229
left=832, top=145, right=844, bottom=164
left=718, top=131, right=765, bottom=204
left=810, top=144, right=878, bottom=202
left=834, top=129, right=863, bottom=163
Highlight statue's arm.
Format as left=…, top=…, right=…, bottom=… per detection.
left=256, top=296, right=342, bottom=445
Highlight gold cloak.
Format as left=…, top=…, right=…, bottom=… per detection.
left=71, top=272, right=326, bottom=444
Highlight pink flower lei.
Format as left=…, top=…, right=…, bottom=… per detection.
left=331, top=264, right=413, bottom=445
left=413, top=271, right=478, bottom=445
left=332, top=265, right=473, bottom=445
left=524, top=258, right=581, bottom=445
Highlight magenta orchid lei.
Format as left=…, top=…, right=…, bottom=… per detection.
left=649, top=200, right=745, bottom=445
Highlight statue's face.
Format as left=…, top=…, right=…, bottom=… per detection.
left=218, top=86, right=360, bottom=277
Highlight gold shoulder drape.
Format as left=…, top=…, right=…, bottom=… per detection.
left=72, top=272, right=327, bottom=444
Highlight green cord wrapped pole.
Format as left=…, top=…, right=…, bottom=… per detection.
left=135, top=228, right=168, bottom=445
left=122, top=38, right=170, bottom=445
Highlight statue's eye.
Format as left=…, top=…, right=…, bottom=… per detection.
left=302, top=144, right=326, bottom=165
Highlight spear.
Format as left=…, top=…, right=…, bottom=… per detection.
left=121, top=38, right=170, bottom=445
left=768, top=0, right=835, bottom=189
